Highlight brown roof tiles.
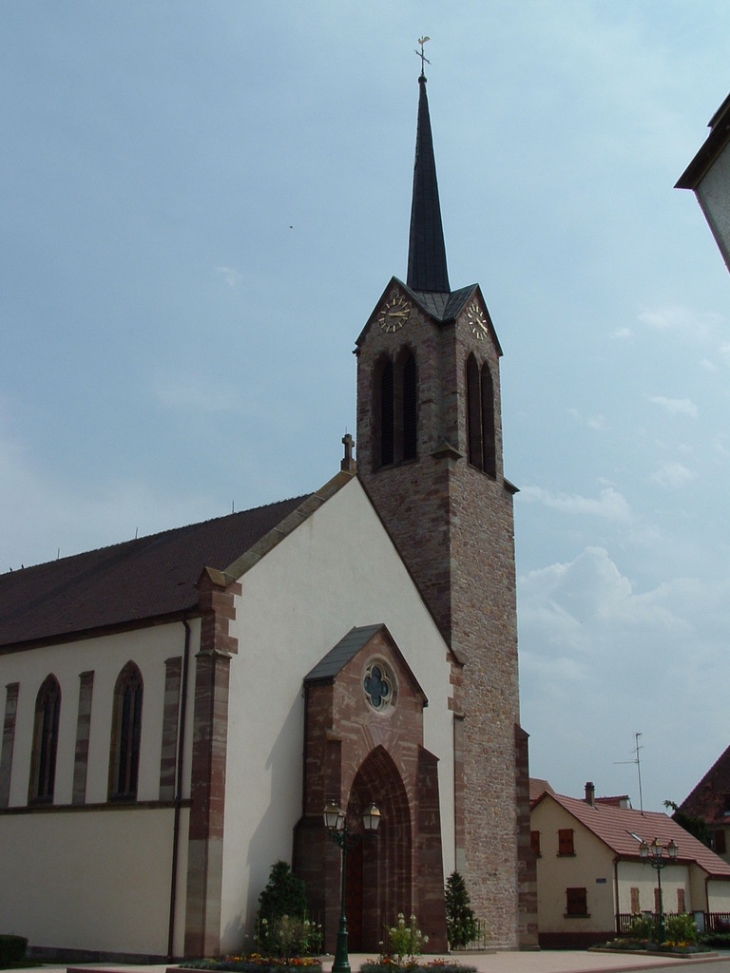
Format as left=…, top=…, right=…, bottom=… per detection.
left=0, top=494, right=307, bottom=649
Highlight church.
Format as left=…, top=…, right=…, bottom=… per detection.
left=0, top=69, right=537, bottom=961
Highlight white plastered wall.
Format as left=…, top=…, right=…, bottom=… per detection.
left=219, top=477, right=455, bottom=952
left=707, top=879, right=730, bottom=912
left=616, top=860, right=690, bottom=916
left=0, top=619, right=196, bottom=956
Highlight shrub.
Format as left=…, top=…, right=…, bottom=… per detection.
left=445, top=872, right=477, bottom=950
left=628, top=913, right=655, bottom=941
left=0, top=936, right=27, bottom=968
left=256, top=862, right=321, bottom=958
left=386, top=913, right=428, bottom=965
left=665, top=913, right=698, bottom=945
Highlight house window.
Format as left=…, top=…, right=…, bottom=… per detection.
left=565, top=887, right=588, bottom=917
left=374, top=351, right=418, bottom=469
left=630, top=887, right=640, bottom=913
left=109, top=662, right=143, bottom=801
left=715, top=829, right=727, bottom=854
left=530, top=830, right=541, bottom=856
left=558, top=828, right=575, bottom=855
left=466, top=354, right=496, bottom=476
left=29, top=675, right=61, bottom=804
left=677, top=888, right=686, bottom=913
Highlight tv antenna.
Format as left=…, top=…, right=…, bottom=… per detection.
left=615, top=731, right=644, bottom=813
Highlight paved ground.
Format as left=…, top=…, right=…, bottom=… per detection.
left=20, top=951, right=730, bottom=973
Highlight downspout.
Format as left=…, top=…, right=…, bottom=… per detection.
left=168, top=617, right=192, bottom=960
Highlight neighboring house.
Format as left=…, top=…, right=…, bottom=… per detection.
left=680, top=744, right=730, bottom=864
left=531, top=781, right=730, bottom=948
left=0, top=68, right=537, bottom=963
left=676, top=92, right=730, bottom=274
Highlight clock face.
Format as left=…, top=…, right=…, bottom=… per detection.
left=467, top=303, right=488, bottom=340
left=378, top=296, right=412, bottom=333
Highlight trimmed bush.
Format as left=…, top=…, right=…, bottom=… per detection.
left=0, top=936, right=27, bottom=968
left=445, top=872, right=477, bottom=950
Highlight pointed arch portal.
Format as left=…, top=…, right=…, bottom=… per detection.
left=346, top=747, right=411, bottom=952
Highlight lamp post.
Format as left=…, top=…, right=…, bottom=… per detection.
left=323, top=800, right=381, bottom=973
left=639, top=837, right=679, bottom=943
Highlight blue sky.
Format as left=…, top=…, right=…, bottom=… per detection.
left=3, top=0, right=730, bottom=814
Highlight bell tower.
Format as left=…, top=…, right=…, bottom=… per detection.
left=355, top=69, right=537, bottom=948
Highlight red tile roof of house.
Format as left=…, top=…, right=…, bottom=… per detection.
left=533, top=789, right=730, bottom=877
left=530, top=778, right=555, bottom=806
left=680, top=744, right=730, bottom=825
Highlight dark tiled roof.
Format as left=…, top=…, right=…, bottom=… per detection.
left=305, top=624, right=385, bottom=683
left=680, top=744, right=730, bottom=825
left=676, top=93, right=730, bottom=189
left=536, top=790, right=730, bottom=877
left=0, top=495, right=307, bottom=649
left=404, top=283, right=475, bottom=323
left=407, top=74, right=450, bottom=294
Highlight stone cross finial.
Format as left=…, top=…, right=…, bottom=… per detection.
left=341, top=432, right=356, bottom=472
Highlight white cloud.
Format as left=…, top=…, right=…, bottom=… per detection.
left=215, top=266, right=242, bottom=289
left=612, top=327, right=633, bottom=339
left=519, top=546, right=730, bottom=807
left=638, top=306, right=725, bottom=340
left=647, top=395, right=698, bottom=418
left=650, top=461, right=696, bottom=489
left=520, top=485, right=631, bottom=522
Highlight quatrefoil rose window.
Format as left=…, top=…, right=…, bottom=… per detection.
left=363, top=661, right=394, bottom=711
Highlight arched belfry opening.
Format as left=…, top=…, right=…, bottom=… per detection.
left=346, top=747, right=411, bottom=952
left=373, top=348, right=418, bottom=470
left=466, top=353, right=496, bottom=477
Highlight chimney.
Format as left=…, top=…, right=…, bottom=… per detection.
left=585, top=781, right=596, bottom=806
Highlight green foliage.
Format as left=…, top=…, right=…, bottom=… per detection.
left=664, top=800, right=711, bottom=848
left=0, top=936, right=27, bottom=968
left=628, top=913, right=655, bottom=941
left=256, top=861, right=321, bottom=958
left=385, top=913, right=428, bottom=964
left=445, top=872, right=477, bottom=950
left=700, top=931, right=730, bottom=948
left=664, top=913, right=698, bottom=944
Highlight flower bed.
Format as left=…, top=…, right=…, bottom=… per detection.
left=361, top=962, right=477, bottom=973
left=179, top=956, right=322, bottom=973
left=592, top=938, right=712, bottom=956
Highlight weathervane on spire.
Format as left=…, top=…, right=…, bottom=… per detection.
left=415, top=36, right=431, bottom=77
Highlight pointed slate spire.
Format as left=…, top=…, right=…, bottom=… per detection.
left=407, top=73, right=450, bottom=294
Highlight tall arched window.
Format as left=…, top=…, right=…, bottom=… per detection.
left=466, top=354, right=496, bottom=477
left=401, top=352, right=418, bottom=461
left=374, top=350, right=418, bottom=469
left=29, top=675, right=61, bottom=804
left=379, top=359, right=395, bottom=467
left=109, top=662, right=143, bottom=801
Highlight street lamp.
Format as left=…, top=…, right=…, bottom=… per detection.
left=323, top=800, right=381, bottom=973
left=639, top=837, right=679, bottom=943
